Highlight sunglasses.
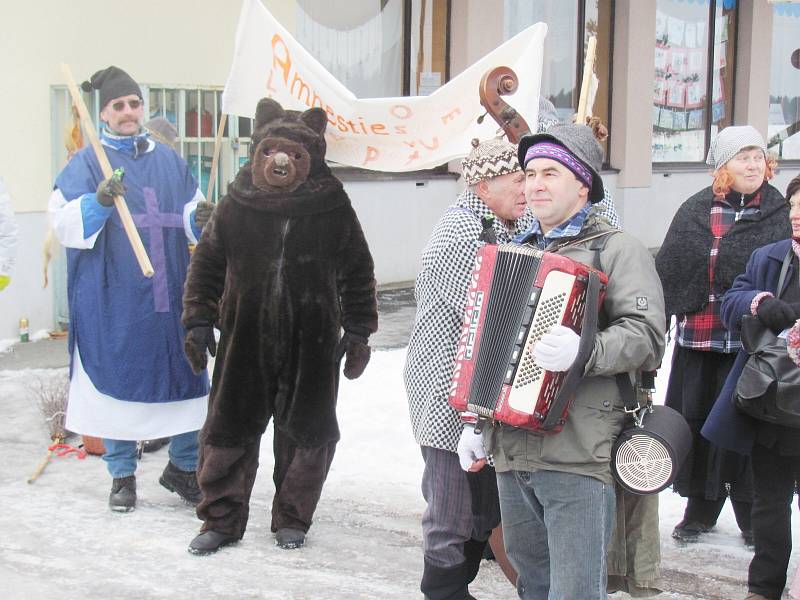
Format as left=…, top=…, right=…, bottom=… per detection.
left=110, top=99, right=142, bottom=112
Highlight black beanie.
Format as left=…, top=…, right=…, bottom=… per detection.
left=81, top=66, right=142, bottom=110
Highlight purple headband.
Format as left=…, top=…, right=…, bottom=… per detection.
left=524, top=142, right=593, bottom=189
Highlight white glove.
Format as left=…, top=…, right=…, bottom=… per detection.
left=532, top=324, right=580, bottom=372
left=457, top=424, right=486, bottom=471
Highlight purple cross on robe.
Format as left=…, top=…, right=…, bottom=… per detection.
left=133, top=187, right=185, bottom=313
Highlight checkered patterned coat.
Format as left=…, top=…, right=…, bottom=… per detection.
left=404, top=190, right=533, bottom=451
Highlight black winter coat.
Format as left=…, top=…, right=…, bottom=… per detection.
left=656, top=181, right=789, bottom=318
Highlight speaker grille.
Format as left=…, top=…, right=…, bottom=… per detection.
left=613, top=433, right=674, bottom=493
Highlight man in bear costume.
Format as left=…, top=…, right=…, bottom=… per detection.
left=182, top=98, right=378, bottom=555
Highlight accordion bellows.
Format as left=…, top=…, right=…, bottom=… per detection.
left=449, top=244, right=607, bottom=433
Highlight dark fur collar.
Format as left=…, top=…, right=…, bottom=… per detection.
left=227, top=162, right=347, bottom=216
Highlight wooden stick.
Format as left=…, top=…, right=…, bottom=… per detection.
left=27, top=447, right=55, bottom=484
left=60, top=63, right=154, bottom=278
left=575, top=36, right=598, bottom=124
left=206, top=114, right=228, bottom=203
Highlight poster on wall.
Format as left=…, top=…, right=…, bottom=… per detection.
left=656, top=10, right=668, bottom=41
left=688, top=50, right=703, bottom=73
left=712, top=101, right=725, bottom=124
left=688, top=108, right=704, bottom=130
left=667, top=16, right=685, bottom=46
left=686, top=82, right=704, bottom=109
left=667, top=81, right=686, bottom=108
left=655, top=47, right=669, bottom=71
left=654, top=78, right=668, bottom=104
left=715, top=43, right=727, bottom=70
left=712, top=74, right=724, bottom=103
left=685, top=23, right=697, bottom=49
left=670, top=50, right=686, bottom=75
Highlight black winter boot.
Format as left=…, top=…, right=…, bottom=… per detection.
left=109, top=476, right=136, bottom=512
left=188, top=530, right=239, bottom=555
left=159, top=461, right=202, bottom=505
left=421, top=559, right=476, bottom=600
left=275, top=527, right=306, bottom=550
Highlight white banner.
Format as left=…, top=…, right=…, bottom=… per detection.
left=223, top=0, right=547, bottom=172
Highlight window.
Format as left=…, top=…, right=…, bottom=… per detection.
left=651, top=0, right=737, bottom=163
left=292, top=0, right=450, bottom=98
left=767, top=3, right=800, bottom=161
left=503, top=1, right=614, bottom=156
left=50, top=85, right=253, bottom=202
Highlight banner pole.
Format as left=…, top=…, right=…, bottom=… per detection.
left=576, top=36, right=597, bottom=124
left=206, top=114, right=228, bottom=203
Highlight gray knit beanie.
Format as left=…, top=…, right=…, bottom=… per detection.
left=517, top=124, right=605, bottom=203
left=706, top=125, right=766, bottom=171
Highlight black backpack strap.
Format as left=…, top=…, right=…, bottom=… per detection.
left=616, top=373, right=638, bottom=412
left=479, top=216, right=497, bottom=243
left=776, top=246, right=793, bottom=299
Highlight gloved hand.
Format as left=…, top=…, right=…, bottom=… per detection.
left=96, top=173, right=126, bottom=207
left=457, top=424, right=486, bottom=472
left=334, top=331, right=371, bottom=380
left=756, top=297, right=800, bottom=334
left=184, top=325, right=217, bottom=374
left=532, top=324, right=580, bottom=372
left=194, top=200, right=215, bottom=230
left=0, top=275, right=9, bottom=292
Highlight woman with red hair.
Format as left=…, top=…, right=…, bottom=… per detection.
left=655, top=126, right=790, bottom=545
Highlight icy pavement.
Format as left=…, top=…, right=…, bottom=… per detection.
left=2, top=346, right=799, bottom=599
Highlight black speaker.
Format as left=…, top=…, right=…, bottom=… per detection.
left=611, top=404, right=692, bottom=495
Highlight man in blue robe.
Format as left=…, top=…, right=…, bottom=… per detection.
left=49, top=66, right=212, bottom=512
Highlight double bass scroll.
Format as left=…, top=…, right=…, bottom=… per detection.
left=478, top=66, right=531, bottom=144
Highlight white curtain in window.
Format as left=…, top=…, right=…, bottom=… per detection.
left=296, top=0, right=403, bottom=98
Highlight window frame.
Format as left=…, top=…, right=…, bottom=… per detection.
left=50, top=84, right=256, bottom=201
left=651, top=0, right=740, bottom=167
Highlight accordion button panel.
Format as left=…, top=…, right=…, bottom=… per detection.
left=508, top=270, right=577, bottom=415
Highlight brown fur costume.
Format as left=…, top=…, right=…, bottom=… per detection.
left=182, top=98, right=377, bottom=540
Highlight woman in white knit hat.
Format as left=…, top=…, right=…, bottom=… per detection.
left=655, top=126, right=790, bottom=546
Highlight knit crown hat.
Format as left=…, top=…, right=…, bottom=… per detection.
left=461, top=137, right=520, bottom=186
left=81, top=66, right=142, bottom=110
left=706, top=125, right=766, bottom=171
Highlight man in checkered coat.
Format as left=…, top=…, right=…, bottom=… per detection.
left=404, top=137, right=530, bottom=600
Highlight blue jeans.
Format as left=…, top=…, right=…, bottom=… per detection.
left=497, top=469, right=615, bottom=600
left=102, top=430, right=199, bottom=478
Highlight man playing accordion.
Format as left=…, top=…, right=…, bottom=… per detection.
left=473, top=123, right=666, bottom=600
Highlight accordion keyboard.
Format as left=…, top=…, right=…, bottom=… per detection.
left=508, top=270, right=577, bottom=414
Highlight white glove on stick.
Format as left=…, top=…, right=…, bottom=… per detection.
left=457, top=424, right=487, bottom=471
left=532, top=324, right=580, bottom=372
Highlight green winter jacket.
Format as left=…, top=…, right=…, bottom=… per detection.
left=483, top=211, right=666, bottom=484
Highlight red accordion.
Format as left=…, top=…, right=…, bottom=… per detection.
left=449, top=244, right=607, bottom=434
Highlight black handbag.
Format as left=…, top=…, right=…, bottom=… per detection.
left=734, top=248, right=800, bottom=428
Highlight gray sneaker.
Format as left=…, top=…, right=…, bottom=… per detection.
left=275, top=527, right=306, bottom=550
left=109, top=476, right=136, bottom=512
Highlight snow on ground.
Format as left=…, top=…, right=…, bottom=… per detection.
left=1, top=346, right=799, bottom=599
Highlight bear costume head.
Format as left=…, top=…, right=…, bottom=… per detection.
left=227, top=98, right=345, bottom=215
left=249, top=98, right=329, bottom=193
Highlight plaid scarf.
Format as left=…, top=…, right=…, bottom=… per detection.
left=513, top=203, right=592, bottom=249
left=677, top=191, right=762, bottom=352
